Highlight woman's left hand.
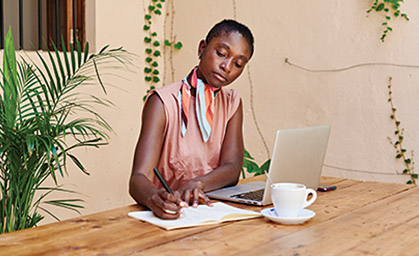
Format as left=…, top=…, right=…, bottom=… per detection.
left=177, top=180, right=213, bottom=208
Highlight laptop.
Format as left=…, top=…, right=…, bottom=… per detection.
left=206, top=125, right=331, bottom=206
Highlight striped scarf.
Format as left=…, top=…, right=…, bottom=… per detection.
left=178, top=67, right=216, bottom=142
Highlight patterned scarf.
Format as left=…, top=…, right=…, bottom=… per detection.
left=178, top=67, right=216, bottom=142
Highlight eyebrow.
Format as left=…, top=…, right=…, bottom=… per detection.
left=216, top=43, right=249, bottom=62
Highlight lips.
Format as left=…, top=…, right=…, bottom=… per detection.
left=213, top=72, right=227, bottom=83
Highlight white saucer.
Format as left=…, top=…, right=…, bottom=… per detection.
left=261, top=208, right=315, bottom=225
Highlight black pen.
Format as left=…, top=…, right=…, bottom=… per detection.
left=153, top=168, right=174, bottom=194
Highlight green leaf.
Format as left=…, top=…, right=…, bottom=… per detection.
left=143, top=25, right=150, bottom=31
left=260, top=159, right=271, bottom=173
left=145, top=14, right=152, bottom=20
left=151, top=32, right=157, bottom=37
left=174, top=42, right=183, bottom=50
left=152, top=69, right=159, bottom=75
left=68, top=154, right=88, bottom=175
left=405, top=158, right=411, bottom=164
left=77, top=41, right=82, bottom=68
left=153, top=41, right=160, bottom=47
left=154, top=9, right=162, bottom=15
left=83, top=41, right=90, bottom=63
left=152, top=76, right=160, bottom=83
left=3, top=29, right=19, bottom=127
left=160, top=0, right=165, bottom=2
left=403, top=169, right=408, bottom=174
left=412, top=174, right=418, bottom=179
left=407, top=180, right=413, bottom=184
left=152, top=61, right=158, bottom=67
left=164, top=40, right=172, bottom=46
left=153, top=50, right=161, bottom=57
left=144, top=67, right=152, bottom=74
left=144, top=37, right=152, bottom=43
left=396, top=154, right=402, bottom=159
left=145, top=76, right=152, bottom=82
left=146, top=57, right=153, bottom=63
left=148, top=5, right=155, bottom=11
left=244, top=149, right=254, bottom=159
left=245, top=161, right=259, bottom=173
left=376, top=3, right=385, bottom=11
left=386, top=16, right=391, bottom=20
left=156, top=3, right=162, bottom=8
left=145, top=48, right=152, bottom=54
left=61, top=36, right=72, bottom=77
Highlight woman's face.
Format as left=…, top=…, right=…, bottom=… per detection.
left=197, top=32, right=251, bottom=89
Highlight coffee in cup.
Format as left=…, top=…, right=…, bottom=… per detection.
left=270, top=183, right=317, bottom=217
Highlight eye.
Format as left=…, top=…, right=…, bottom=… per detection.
left=234, top=62, right=243, bottom=68
left=216, top=50, right=226, bottom=57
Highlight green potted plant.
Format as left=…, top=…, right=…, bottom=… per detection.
left=242, top=149, right=271, bottom=178
left=0, top=29, right=131, bottom=233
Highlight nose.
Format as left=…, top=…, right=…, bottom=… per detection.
left=220, top=59, right=232, bottom=73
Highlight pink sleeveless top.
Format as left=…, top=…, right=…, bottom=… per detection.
left=147, top=81, right=241, bottom=190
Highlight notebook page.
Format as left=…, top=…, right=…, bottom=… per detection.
left=128, top=202, right=261, bottom=230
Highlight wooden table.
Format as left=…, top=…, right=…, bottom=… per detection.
left=0, top=176, right=418, bottom=255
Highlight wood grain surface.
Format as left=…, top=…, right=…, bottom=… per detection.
left=0, top=176, right=416, bottom=256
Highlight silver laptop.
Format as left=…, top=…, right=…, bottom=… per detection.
left=206, top=125, right=331, bottom=206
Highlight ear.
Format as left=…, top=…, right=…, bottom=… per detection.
left=198, top=39, right=207, bottom=58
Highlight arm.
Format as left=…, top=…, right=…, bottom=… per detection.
left=129, top=93, right=184, bottom=219
left=178, top=100, right=244, bottom=206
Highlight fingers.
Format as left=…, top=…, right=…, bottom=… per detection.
left=200, top=191, right=213, bottom=207
left=181, top=188, right=213, bottom=207
left=192, top=188, right=199, bottom=207
left=150, top=190, right=184, bottom=219
left=174, top=191, right=189, bottom=208
left=182, top=189, right=191, bottom=207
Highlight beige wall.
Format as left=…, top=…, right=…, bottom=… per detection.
left=3, top=0, right=419, bottom=224
left=169, top=0, right=419, bottom=185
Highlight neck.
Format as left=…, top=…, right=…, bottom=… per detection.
left=186, top=67, right=220, bottom=97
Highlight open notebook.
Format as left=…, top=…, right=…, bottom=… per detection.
left=128, top=202, right=261, bottom=230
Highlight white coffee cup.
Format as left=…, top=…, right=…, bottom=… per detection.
left=270, top=183, right=317, bottom=218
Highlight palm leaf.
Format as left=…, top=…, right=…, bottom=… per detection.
left=61, top=35, right=72, bottom=78
left=0, top=30, right=131, bottom=233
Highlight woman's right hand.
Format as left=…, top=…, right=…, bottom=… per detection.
left=148, top=189, right=187, bottom=219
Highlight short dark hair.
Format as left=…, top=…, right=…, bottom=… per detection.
left=205, top=19, right=254, bottom=59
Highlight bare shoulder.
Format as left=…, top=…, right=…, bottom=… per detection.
left=142, top=92, right=166, bottom=130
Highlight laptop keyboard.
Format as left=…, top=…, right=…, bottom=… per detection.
left=231, top=189, right=264, bottom=202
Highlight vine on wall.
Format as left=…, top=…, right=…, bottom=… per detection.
left=367, top=0, right=409, bottom=42
left=143, top=0, right=182, bottom=101
left=387, top=77, right=417, bottom=185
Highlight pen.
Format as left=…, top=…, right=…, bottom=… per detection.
left=154, top=168, right=187, bottom=212
left=153, top=168, right=174, bottom=194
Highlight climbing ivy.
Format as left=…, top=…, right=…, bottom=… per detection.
left=143, top=0, right=183, bottom=101
left=367, top=0, right=409, bottom=42
left=387, top=77, right=417, bottom=185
